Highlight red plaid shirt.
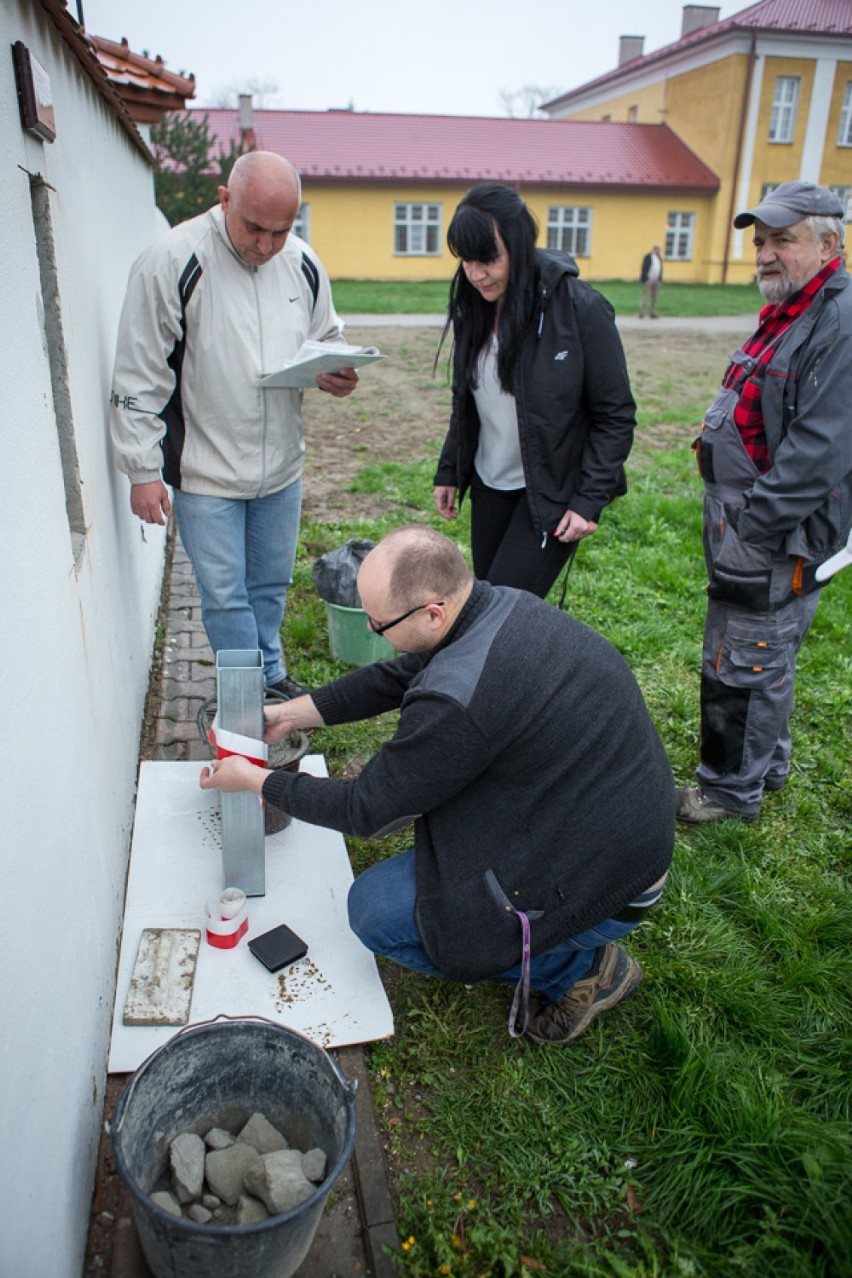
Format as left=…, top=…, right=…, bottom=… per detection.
left=726, top=257, right=841, bottom=473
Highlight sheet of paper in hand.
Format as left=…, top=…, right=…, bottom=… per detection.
left=259, top=340, right=384, bottom=389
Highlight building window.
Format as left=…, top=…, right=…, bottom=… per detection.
left=666, top=211, right=695, bottom=261
left=627, top=105, right=638, bottom=123
left=769, top=76, right=799, bottom=143
left=394, top=203, right=441, bottom=255
left=760, top=182, right=780, bottom=199
left=293, top=203, right=310, bottom=242
left=838, top=82, right=852, bottom=146
left=547, top=206, right=592, bottom=256
left=828, top=185, right=852, bottom=221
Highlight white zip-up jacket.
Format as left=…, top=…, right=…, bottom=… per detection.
left=109, top=205, right=344, bottom=499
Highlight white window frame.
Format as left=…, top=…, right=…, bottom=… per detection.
left=665, top=211, right=695, bottom=261
left=769, top=76, right=800, bottom=143
left=838, top=82, right=852, bottom=147
left=394, top=203, right=442, bottom=256
left=546, top=206, right=592, bottom=257
left=828, top=185, right=852, bottom=222
left=293, top=202, right=310, bottom=242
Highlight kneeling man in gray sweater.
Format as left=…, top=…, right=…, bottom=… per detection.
left=202, top=525, right=674, bottom=1044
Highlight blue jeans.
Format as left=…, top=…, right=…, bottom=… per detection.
left=347, top=849, right=641, bottom=1004
left=173, top=480, right=302, bottom=686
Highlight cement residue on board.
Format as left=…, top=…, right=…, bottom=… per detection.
left=196, top=807, right=223, bottom=851
left=274, top=959, right=339, bottom=1047
left=274, top=957, right=331, bottom=1009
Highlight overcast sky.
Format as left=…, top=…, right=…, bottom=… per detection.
left=80, top=0, right=740, bottom=117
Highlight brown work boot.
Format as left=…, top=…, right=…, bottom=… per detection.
left=676, top=786, right=757, bottom=824
left=525, top=944, right=643, bottom=1045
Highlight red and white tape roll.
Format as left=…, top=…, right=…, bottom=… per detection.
left=208, top=715, right=268, bottom=767
left=205, top=888, right=249, bottom=949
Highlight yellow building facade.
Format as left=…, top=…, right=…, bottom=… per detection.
left=543, top=0, right=852, bottom=283
left=298, top=181, right=717, bottom=284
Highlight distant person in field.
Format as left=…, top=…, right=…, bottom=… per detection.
left=639, top=244, right=663, bottom=319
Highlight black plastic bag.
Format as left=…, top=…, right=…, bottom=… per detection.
left=311, top=538, right=375, bottom=607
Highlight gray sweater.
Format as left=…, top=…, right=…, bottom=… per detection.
left=263, top=582, right=674, bottom=981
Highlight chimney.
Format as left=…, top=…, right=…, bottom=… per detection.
left=618, top=35, right=645, bottom=66
left=681, top=5, right=720, bottom=38
left=238, top=93, right=253, bottom=131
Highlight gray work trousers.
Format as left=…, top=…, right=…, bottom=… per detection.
left=696, top=587, right=820, bottom=813
left=694, top=374, right=823, bottom=815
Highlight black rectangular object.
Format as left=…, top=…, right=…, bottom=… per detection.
left=248, top=923, right=308, bottom=972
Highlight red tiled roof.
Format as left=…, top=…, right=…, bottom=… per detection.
left=194, top=109, right=719, bottom=191
left=36, top=0, right=150, bottom=159
left=544, top=0, right=852, bottom=110
left=91, top=36, right=195, bottom=123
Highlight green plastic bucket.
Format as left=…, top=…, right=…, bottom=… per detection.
left=325, top=602, right=395, bottom=666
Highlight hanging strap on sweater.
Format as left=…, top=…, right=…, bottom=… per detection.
left=485, top=870, right=543, bottom=1038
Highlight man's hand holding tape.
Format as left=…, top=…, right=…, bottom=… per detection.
left=200, top=694, right=322, bottom=794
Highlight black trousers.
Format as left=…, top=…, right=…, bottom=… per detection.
left=470, top=473, right=575, bottom=600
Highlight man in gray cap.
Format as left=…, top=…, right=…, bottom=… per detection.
left=677, top=182, right=851, bottom=823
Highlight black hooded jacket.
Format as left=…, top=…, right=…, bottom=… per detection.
left=434, top=249, right=636, bottom=537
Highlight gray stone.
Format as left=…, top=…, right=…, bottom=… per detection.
left=205, top=1142, right=263, bottom=1206
left=187, top=1203, right=212, bottom=1224
left=238, top=1111, right=289, bottom=1154
left=244, top=1149, right=315, bottom=1216
left=236, top=1193, right=270, bottom=1225
left=302, top=1147, right=328, bottom=1184
left=170, top=1131, right=205, bottom=1203
left=204, top=1126, right=236, bottom=1150
left=150, top=1190, right=182, bottom=1218
left=201, top=1193, right=221, bottom=1210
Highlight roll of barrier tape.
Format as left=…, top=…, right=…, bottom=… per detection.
left=207, top=715, right=268, bottom=767
left=205, top=888, right=249, bottom=949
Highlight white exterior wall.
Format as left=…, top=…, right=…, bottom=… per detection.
left=0, top=5, right=167, bottom=1274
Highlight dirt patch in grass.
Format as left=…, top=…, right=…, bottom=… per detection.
left=300, top=325, right=451, bottom=523
left=300, top=326, right=741, bottom=523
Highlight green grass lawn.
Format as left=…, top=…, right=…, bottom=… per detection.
left=283, top=436, right=850, bottom=1276
left=331, top=278, right=761, bottom=318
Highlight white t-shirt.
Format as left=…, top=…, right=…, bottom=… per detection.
left=472, top=335, right=524, bottom=490
left=646, top=253, right=662, bottom=283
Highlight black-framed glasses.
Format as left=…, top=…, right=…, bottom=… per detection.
left=367, top=601, right=444, bottom=636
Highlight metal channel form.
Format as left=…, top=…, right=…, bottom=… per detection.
left=216, top=648, right=265, bottom=896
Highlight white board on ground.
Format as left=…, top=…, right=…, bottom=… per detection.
left=108, top=758, right=393, bottom=1072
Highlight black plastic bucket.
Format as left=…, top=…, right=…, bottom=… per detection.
left=110, top=1018, right=357, bottom=1278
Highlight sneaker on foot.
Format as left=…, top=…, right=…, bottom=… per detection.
left=676, top=786, right=757, bottom=824
left=525, top=943, right=643, bottom=1046
left=266, top=676, right=311, bottom=700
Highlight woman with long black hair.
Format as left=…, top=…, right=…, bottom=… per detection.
left=434, top=182, right=636, bottom=599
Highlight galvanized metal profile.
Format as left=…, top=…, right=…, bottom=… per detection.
left=216, top=648, right=266, bottom=896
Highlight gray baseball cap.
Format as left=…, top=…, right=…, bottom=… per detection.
left=733, top=181, right=844, bottom=229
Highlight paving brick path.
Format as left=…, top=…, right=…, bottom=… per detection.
left=151, top=536, right=217, bottom=762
